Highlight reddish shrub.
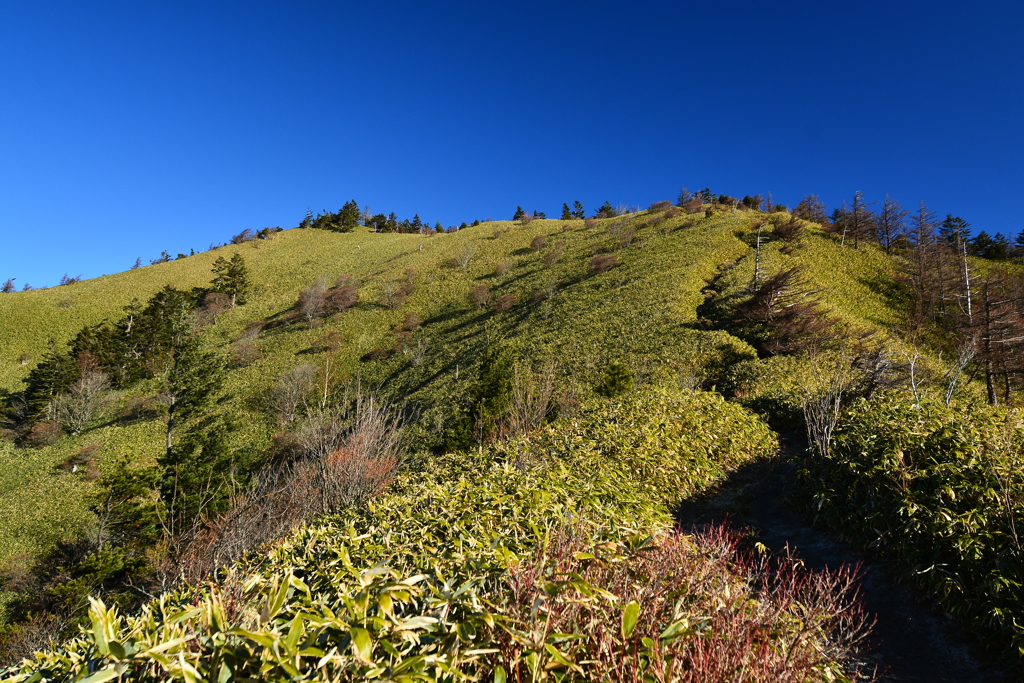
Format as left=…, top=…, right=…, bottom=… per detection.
left=230, top=228, right=254, bottom=244
left=664, top=206, right=681, bottom=218
left=588, top=254, right=620, bottom=274
left=25, top=421, right=62, bottom=448
left=229, top=341, right=262, bottom=367
left=57, top=444, right=101, bottom=478
left=493, top=262, right=509, bottom=277
left=584, top=218, right=598, bottom=229
left=118, top=394, right=161, bottom=421
left=648, top=199, right=673, bottom=212
left=394, top=313, right=423, bottom=334
left=469, top=283, right=491, bottom=310
left=530, top=289, right=548, bottom=305
left=530, top=235, right=547, bottom=252
left=494, top=294, right=519, bottom=314
left=684, top=197, right=704, bottom=213
left=619, top=226, right=636, bottom=248
left=361, top=347, right=394, bottom=362
left=238, top=320, right=265, bottom=340
left=542, top=250, right=561, bottom=268
left=326, top=285, right=358, bottom=313
left=490, top=524, right=874, bottom=683
left=199, top=292, right=231, bottom=325
left=310, top=330, right=344, bottom=354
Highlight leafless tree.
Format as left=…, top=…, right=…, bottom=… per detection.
left=876, top=195, right=908, bottom=255
left=455, top=243, right=477, bottom=272
left=269, top=364, right=317, bottom=424
left=298, top=279, right=328, bottom=328
left=173, top=394, right=402, bottom=580
left=838, top=191, right=876, bottom=249
left=504, top=359, right=557, bottom=437
left=49, top=371, right=111, bottom=434
left=944, top=338, right=977, bottom=406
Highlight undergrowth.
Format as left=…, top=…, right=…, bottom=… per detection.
left=2, top=389, right=874, bottom=681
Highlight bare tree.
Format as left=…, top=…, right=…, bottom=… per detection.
left=269, top=364, right=317, bottom=424
left=802, top=354, right=858, bottom=458
left=838, top=191, right=876, bottom=249
left=908, top=201, right=941, bottom=326
left=49, top=371, right=111, bottom=435
left=504, top=359, right=557, bottom=437
left=173, top=393, right=402, bottom=580
left=876, top=195, right=908, bottom=255
left=944, top=338, right=977, bottom=406
left=298, top=279, right=328, bottom=327
left=455, top=243, right=477, bottom=272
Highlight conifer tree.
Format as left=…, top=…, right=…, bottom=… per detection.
left=561, top=203, right=572, bottom=220
left=338, top=199, right=361, bottom=232
left=153, top=331, right=239, bottom=539
left=211, top=254, right=250, bottom=307
left=513, top=206, right=525, bottom=221
left=572, top=201, right=585, bottom=219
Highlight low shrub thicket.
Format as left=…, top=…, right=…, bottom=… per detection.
left=0, top=390, right=869, bottom=682
left=796, top=392, right=1024, bottom=654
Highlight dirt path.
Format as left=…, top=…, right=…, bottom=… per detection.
left=675, top=436, right=1016, bottom=682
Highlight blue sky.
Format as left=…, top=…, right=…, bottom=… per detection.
left=2, top=1, right=1021, bottom=288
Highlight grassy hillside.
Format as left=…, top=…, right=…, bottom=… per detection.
left=0, top=212, right=770, bottom=568
left=6, top=204, right=1022, bottom=676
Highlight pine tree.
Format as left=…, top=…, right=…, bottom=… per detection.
left=513, top=206, right=525, bottom=221
left=561, top=203, right=572, bottom=220
left=940, top=215, right=971, bottom=247
left=159, top=334, right=226, bottom=461
left=338, top=199, right=361, bottom=232
left=211, top=255, right=250, bottom=306
left=572, top=201, right=585, bottom=219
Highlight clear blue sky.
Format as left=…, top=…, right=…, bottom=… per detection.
left=2, top=1, right=1021, bottom=288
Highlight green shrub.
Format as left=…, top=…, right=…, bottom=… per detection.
left=3, top=390, right=793, bottom=682
left=795, top=392, right=1024, bottom=654
left=595, top=361, right=633, bottom=397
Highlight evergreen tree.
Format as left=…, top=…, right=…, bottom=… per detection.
left=534, top=210, right=546, bottom=219
left=513, top=206, right=525, bottom=221
left=596, top=201, right=615, bottom=218
left=561, top=203, right=572, bottom=220
left=211, top=254, right=249, bottom=307
left=940, top=214, right=972, bottom=247
left=572, top=201, right=585, bottom=219
left=298, top=209, right=314, bottom=229
left=338, top=199, right=361, bottom=232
